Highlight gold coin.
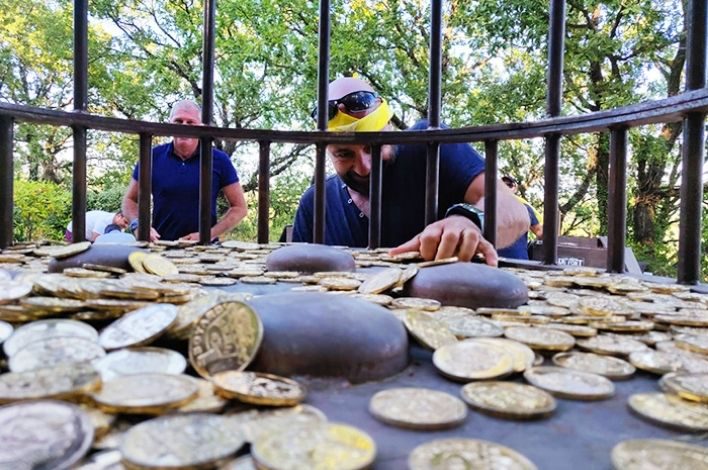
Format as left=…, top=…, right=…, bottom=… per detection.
left=545, top=292, right=580, bottom=308
left=629, top=350, right=685, bottom=375
left=213, top=371, right=306, bottom=406
left=540, top=322, right=597, bottom=337
left=35, top=241, right=91, bottom=259
left=404, top=310, right=458, bottom=350
left=408, top=438, right=537, bottom=470
left=504, top=326, right=575, bottom=351
left=169, top=293, right=227, bottom=339
left=660, top=372, right=708, bottom=403
left=0, top=362, right=101, bottom=403
left=251, top=421, right=376, bottom=470
left=9, top=336, right=105, bottom=372
left=518, top=305, right=570, bottom=317
left=63, top=267, right=112, bottom=279
left=433, top=339, right=514, bottom=381
left=368, top=387, right=467, bottom=430
left=474, top=337, right=535, bottom=372
left=358, top=268, right=401, bottom=294
left=0, top=400, right=93, bottom=469
left=98, top=303, right=178, bottom=351
left=0, top=281, right=32, bottom=304
left=578, top=296, right=633, bottom=316
left=351, top=293, right=393, bottom=305
left=91, top=373, right=198, bottom=414
left=391, top=297, right=441, bottom=311
left=675, top=333, right=708, bottom=355
left=577, top=334, right=649, bottom=356
left=628, top=392, right=708, bottom=431
left=523, top=366, right=615, bottom=400
left=20, top=296, right=85, bottom=313
left=318, top=276, right=361, bottom=291
left=81, top=263, right=127, bottom=275
left=142, top=253, right=179, bottom=277
left=121, top=413, right=245, bottom=469
left=239, top=275, right=277, bottom=284
left=460, top=381, right=556, bottom=419
left=417, top=256, right=458, bottom=268
left=227, top=404, right=328, bottom=443
left=222, top=240, right=261, bottom=250
left=552, top=352, right=636, bottom=380
left=611, top=438, right=708, bottom=470
left=92, top=347, right=187, bottom=381
left=177, top=377, right=228, bottom=414
left=198, top=276, right=238, bottom=286
left=593, top=320, right=655, bottom=333
left=188, top=301, right=263, bottom=379
left=80, top=405, right=116, bottom=440
left=128, top=251, right=147, bottom=273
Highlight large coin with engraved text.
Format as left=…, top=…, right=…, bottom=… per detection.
left=0, top=362, right=101, bottom=403
left=0, top=400, right=93, bottom=470
left=408, top=438, right=537, bottom=470
left=189, top=301, right=263, bottom=379
left=523, top=366, right=615, bottom=400
left=92, top=347, right=187, bottom=381
left=121, top=413, right=245, bottom=469
left=460, top=382, right=556, bottom=419
left=611, top=438, right=708, bottom=470
left=369, top=387, right=468, bottom=430
left=433, top=339, right=514, bottom=381
left=628, top=392, right=708, bottom=431
left=91, top=373, right=198, bottom=414
left=98, top=303, right=177, bottom=350
left=251, top=421, right=376, bottom=470
left=212, top=371, right=306, bottom=406
left=9, top=336, right=105, bottom=372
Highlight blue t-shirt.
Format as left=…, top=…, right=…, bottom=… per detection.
left=497, top=204, right=539, bottom=259
left=293, top=120, right=485, bottom=248
left=132, top=142, right=239, bottom=240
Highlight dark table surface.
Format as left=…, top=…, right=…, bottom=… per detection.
left=214, top=282, right=708, bottom=470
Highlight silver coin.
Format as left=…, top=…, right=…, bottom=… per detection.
left=0, top=400, right=93, bottom=470
left=9, top=337, right=105, bottom=373
left=3, top=319, right=99, bottom=357
left=92, top=347, right=187, bottom=381
left=99, top=303, right=178, bottom=350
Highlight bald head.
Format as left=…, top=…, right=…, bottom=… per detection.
left=169, top=100, right=202, bottom=122
left=328, top=77, right=376, bottom=100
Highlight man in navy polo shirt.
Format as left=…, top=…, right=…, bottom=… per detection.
left=122, top=100, right=248, bottom=241
left=292, top=77, right=530, bottom=264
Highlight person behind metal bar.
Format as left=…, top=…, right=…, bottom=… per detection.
left=121, top=100, right=248, bottom=242
left=292, top=77, right=530, bottom=265
left=65, top=210, right=129, bottom=242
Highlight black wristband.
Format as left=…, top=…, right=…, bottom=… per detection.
left=445, top=203, right=484, bottom=232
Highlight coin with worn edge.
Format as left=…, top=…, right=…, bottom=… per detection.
left=408, top=438, right=537, bottom=470
left=628, top=392, right=708, bottom=432
left=523, top=366, right=615, bottom=400
left=252, top=421, right=376, bottom=470
left=369, top=387, right=467, bottom=430
left=611, top=438, right=708, bottom=470
left=213, top=371, right=306, bottom=406
left=121, top=413, right=245, bottom=469
left=0, top=400, right=94, bottom=470
left=460, top=382, right=556, bottom=420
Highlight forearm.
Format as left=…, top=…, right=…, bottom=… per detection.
left=122, top=197, right=139, bottom=222
left=492, top=188, right=530, bottom=248
left=211, top=206, right=248, bottom=238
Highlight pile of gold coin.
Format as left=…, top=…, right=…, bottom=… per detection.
left=1, top=241, right=708, bottom=468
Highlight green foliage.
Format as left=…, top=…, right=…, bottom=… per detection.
left=13, top=180, right=71, bottom=242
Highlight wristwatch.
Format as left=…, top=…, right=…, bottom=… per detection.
left=444, top=203, right=484, bottom=232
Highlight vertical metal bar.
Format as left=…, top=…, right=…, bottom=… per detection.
left=0, top=117, right=13, bottom=249
left=137, top=133, right=152, bottom=242
left=314, top=0, right=330, bottom=243
left=543, top=135, right=561, bottom=265
left=257, top=141, right=271, bottom=244
left=607, top=128, right=627, bottom=273
left=71, top=0, right=88, bottom=243
left=199, top=0, right=216, bottom=244
left=483, top=140, right=498, bottom=246
left=678, top=0, right=707, bottom=284
left=368, top=144, right=382, bottom=248
left=543, top=0, right=566, bottom=264
left=425, top=0, right=443, bottom=226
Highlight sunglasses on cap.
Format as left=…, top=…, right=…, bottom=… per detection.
left=310, top=91, right=380, bottom=121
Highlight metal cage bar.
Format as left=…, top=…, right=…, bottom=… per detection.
left=607, top=127, right=628, bottom=273
left=425, top=0, right=443, bottom=226
left=258, top=141, right=271, bottom=244
left=199, top=0, right=217, bottom=244
left=368, top=144, right=383, bottom=248
left=71, top=0, right=89, bottom=244
left=313, top=0, right=331, bottom=244
left=137, top=133, right=153, bottom=242
left=0, top=117, right=13, bottom=249
left=484, top=140, right=498, bottom=246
